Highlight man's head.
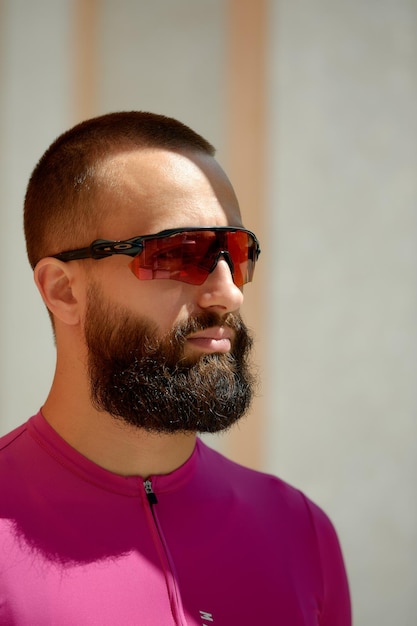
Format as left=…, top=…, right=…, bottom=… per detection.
left=26, top=112, right=259, bottom=433
left=24, top=111, right=216, bottom=269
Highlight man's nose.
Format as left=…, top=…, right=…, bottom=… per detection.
left=196, top=255, right=244, bottom=313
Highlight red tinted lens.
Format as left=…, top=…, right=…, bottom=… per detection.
left=226, top=230, right=256, bottom=287
left=129, top=229, right=257, bottom=286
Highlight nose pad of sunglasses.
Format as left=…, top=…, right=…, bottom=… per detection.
left=207, top=251, right=235, bottom=279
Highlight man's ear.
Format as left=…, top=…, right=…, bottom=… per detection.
left=34, top=258, right=82, bottom=326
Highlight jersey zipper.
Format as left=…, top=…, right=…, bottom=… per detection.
left=144, top=479, right=158, bottom=505
left=142, top=479, right=187, bottom=626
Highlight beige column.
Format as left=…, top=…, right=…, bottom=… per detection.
left=224, top=0, right=268, bottom=470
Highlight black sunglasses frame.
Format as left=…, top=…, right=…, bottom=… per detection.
left=51, top=226, right=261, bottom=264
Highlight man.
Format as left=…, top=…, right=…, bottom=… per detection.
left=0, top=112, right=351, bottom=625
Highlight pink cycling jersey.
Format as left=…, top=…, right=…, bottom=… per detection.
left=0, top=411, right=351, bottom=625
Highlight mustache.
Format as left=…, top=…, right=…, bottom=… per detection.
left=173, top=311, right=245, bottom=341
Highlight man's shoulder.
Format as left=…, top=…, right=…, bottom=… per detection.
left=197, top=440, right=342, bottom=554
left=0, top=416, right=40, bottom=479
left=198, top=438, right=294, bottom=484
left=0, top=421, right=28, bottom=453
left=197, top=439, right=313, bottom=510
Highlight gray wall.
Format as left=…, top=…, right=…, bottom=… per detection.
left=266, top=2, right=417, bottom=624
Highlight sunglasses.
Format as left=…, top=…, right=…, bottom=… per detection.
left=52, top=227, right=261, bottom=287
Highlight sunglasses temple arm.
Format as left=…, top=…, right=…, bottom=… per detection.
left=53, top=239, right=144, bottom=262
left=52, top=246, right=94, bottom=261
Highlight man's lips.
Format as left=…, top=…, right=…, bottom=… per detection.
left=185, top=326, right=234, bottom=354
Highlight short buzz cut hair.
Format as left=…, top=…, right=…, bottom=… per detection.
left=24, top=111, right=215, bottom=268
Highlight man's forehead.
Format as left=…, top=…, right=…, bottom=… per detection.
left=94, top=147, right=242, bottom=239
left=98, top=147, right=228, bottom=187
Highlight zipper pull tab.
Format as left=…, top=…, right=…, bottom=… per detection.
left=144, top=479, right=158, bottom=505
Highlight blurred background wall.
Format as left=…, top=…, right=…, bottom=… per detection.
left=0, top=1, right=416, bottom=624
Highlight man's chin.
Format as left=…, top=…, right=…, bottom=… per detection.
left=179, top=347, right=231, bottom=370
left=181, top=347, right=217, bottom=365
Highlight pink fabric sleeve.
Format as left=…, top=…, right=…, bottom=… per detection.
left=303, top=495, right=352, bottom=626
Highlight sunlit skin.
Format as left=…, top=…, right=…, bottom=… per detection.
left=34, top=148, right=248, bottom=477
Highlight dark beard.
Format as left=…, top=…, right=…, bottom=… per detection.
left=84, top=287, right=255, bottom=434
